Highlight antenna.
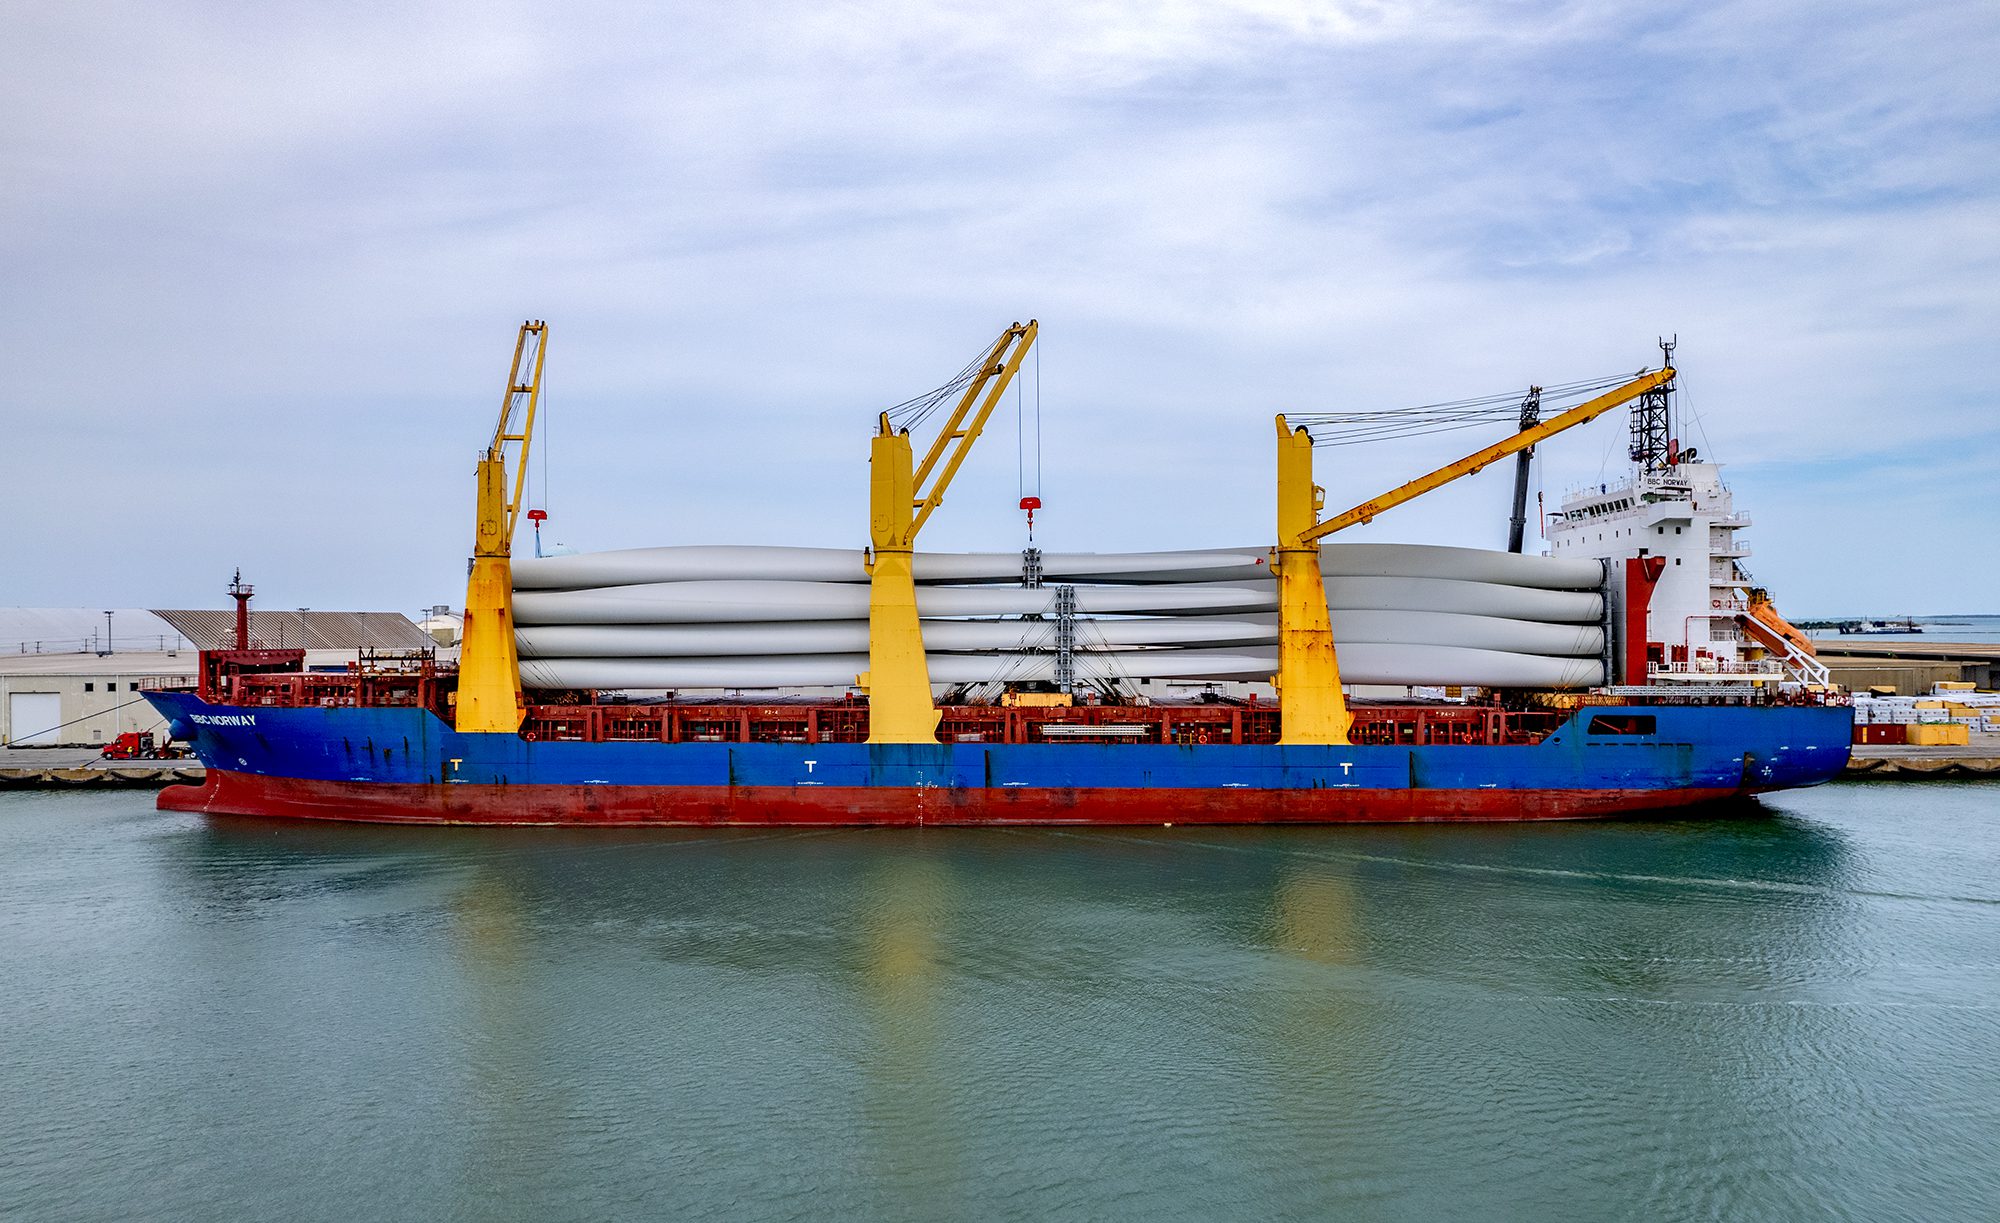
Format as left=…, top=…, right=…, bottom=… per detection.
left=1628, top=338, right=1678, bottom=472
left=228, top=568, right=255, bottom=650
left=1660, top=334, right=1679, bottom=465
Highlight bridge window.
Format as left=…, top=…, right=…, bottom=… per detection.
left=1587, top=714, right=1657, bottom=736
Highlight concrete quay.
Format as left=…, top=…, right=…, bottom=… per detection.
left=1843, top=731, right=2000, bottom=779
left=0, top=748, right=203, bottom=788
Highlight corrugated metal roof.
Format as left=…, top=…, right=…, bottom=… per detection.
left=149, top=610, right=433, bottom=651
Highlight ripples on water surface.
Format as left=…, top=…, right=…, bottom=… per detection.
left=3, top=784, right=1997, bottom=1222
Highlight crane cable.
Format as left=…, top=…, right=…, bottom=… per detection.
left=534, top=371, right=551, bottom=557
left=1017, top=340, right=1042, bottom=541
left=880, top=330, right=1045, bottom=538
left=1015, top=344, right=1044, bottom=541
left=1291, top=371, right=1653, bottom=448
left=882, top=345, right=987, bottom=432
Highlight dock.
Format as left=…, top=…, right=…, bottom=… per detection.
left=0, top=748, right=204, bottom=788
left=1843, top=730, right=2000, bottom=779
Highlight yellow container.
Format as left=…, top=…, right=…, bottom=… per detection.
left=1001, top=691, right=1073, bottom=708
left=1936, top=681, right=1976, bottom=692
left=1906, top=722, right=1970, bottom=747
left=1915, top=700, right=1946, bottom=709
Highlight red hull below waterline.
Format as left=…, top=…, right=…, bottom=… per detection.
left=158, top=770, right=1747, bottom=827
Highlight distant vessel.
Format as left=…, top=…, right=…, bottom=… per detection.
left=1795, top=616, right=1927, bottom=637
left=1846, top=618, right=1925, bottom=635
left=147, top=324, right=1849, bottom=826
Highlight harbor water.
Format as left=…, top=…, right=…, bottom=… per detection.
left=3, top=784, right=1997, bottom=1221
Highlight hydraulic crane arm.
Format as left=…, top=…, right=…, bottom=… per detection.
left=1304, top=368, right=1674, bottom=542
left=863, top=321, right=1038, bottom=743
left=457, top=321, right=548, bottom=734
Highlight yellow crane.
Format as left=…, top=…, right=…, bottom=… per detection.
left=862, top=321, right=1038, bottom=743
left=456, top=321, right=548, bottom=734
left=1272, top=366, right=1676, bottom=746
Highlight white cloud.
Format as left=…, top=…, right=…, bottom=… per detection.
left=1, top=1, right=1994, bottom=615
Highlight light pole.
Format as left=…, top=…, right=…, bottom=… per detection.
left=103, top=610, right=117, bottom=740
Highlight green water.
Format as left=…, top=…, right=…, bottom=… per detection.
left=3, top=784, right=1996, bottom=1222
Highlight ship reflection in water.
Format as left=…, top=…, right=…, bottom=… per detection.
left=3, top=786, right=1998, bottom=1221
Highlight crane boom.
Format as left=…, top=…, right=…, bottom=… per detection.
left=1304, top=368, right=1674, bottom=542
left=862, top=321, right=1038, bottom=744
left=908, top=322, right=1036, bottom=538
left=457, top=321, right=548, bottom=734
left=1272, top=362, right=1674, bottom=747
left=486, top=322, right=548, bottom=552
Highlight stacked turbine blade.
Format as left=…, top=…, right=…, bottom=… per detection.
left=511, top=544, right=1607, bottom=691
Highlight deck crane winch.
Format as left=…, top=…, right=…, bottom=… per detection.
left=1272, top=365, right=1677, bottom=746
left=456, top=321, right=548, bottom=734
left=863, top=320, right=1038, bottom=743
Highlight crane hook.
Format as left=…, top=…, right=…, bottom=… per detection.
left=1019, top=496, right=1041, bottom=541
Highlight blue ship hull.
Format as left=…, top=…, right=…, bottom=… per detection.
left=145, top=693, right=1852, bottom=825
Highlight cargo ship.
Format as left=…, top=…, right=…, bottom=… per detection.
left=147, top=322, right=1850, bottom=825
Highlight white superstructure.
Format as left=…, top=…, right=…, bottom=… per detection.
left=1546, top=457, right=1781, bottom=683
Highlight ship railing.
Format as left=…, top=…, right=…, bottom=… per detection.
left=1759, top=634, right=1834, bottom=687
left=1648, top=660, right=1786, bottom=679
left=519, top=703, right=1277, bottom=746
left=513, top=702, right=1564, bottom=749
left=172, top=677, right=1582, bottom=749
left=226, top=670, right=446, bottom=714
left=1594, top=684, right=1846, bottom=706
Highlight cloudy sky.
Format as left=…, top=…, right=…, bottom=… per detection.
left=5, top=0, right=1995, bottom=619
